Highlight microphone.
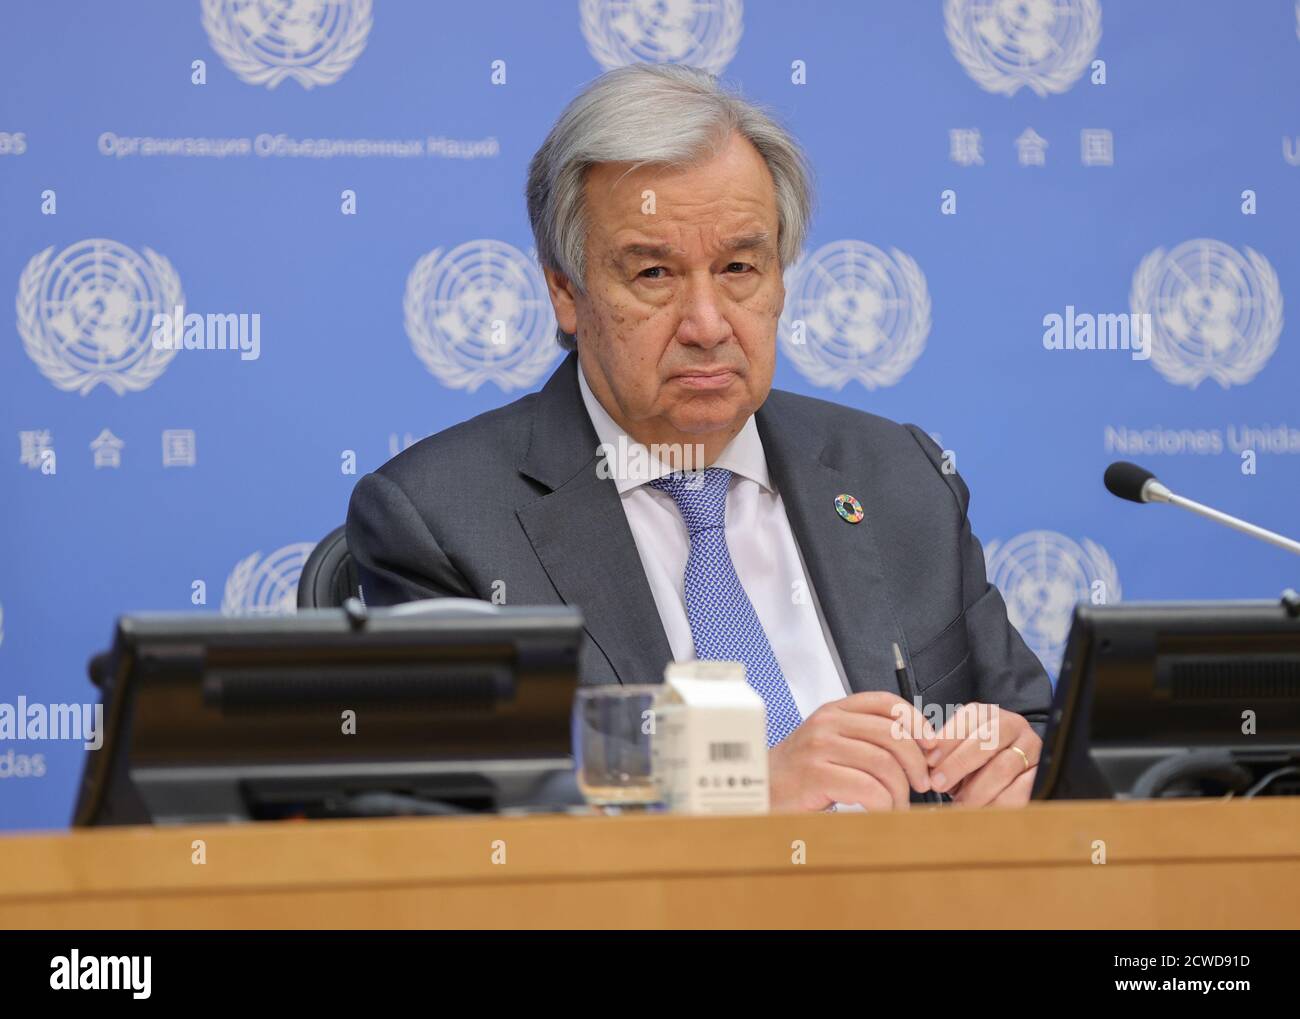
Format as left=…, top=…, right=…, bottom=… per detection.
left=1104, top=461, right=1300, bottom=557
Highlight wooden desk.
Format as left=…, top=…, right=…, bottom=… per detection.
left=1, top=799, right=1297, bottom=928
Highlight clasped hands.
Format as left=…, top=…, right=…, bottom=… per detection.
left=769, top=691, right=1042, bottom=812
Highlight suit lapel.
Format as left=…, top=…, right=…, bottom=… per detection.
left=515, top=354, right=674, bottom=685
left=757, top=398, right=907, bottom=696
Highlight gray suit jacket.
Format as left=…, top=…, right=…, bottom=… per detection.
left=346, top=353, right=1052, bottom=730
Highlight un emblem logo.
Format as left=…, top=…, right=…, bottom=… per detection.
left=222, top=543, right=316, bottom=616
left=1131, top=239, right=1283, bottom=389
left=944, top=0, right=1100, bottom=97
left=985, top=530, right=1120, bottom=674
left=404, top=240, right=560, bottom=393
left=16, top=239, right=184, bottom=396
left=778, top=240, right=930, bottom=391
left=579, top=0, right=744, bottom=74
left=201, top=0, right=371, bottom=89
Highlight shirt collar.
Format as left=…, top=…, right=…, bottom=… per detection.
left=577, top=361, right=772, bottom=495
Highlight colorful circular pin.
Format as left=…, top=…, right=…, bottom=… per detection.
left=834, top=493, right=864, bottom=524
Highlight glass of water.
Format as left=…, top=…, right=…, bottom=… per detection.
left=571, top=685, right=664, bottom=809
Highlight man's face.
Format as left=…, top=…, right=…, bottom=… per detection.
left=545, top=130, right=785, bottom=452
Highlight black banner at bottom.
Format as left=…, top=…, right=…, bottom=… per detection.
left=0, top=929, right=1294, bottom=1006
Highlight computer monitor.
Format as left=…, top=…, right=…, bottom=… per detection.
left=73, top=600, right=586, bottom=825
left=1033, top=598, right=1300, bottom=800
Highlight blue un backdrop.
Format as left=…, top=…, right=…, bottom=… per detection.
left=2, top=1, right=1298, bottom=829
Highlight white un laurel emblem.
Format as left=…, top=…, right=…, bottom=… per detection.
left=944, top=0, right=1100, bottom=97
left=778, top=240, right=930, bottom=391
left=222, top=543, right=316, bottom=616
left=985, top=530, right=1120, bottom=674
left=404, top=240, right=560, bottom=393
left=1131, top=239, right=1283, bottom=390
left=16, top=238, right=184, bottom=396
left=201, top=0, right=372, bottom=89
left=579, top=0, right=743, bottom=74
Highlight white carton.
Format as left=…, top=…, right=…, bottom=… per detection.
left=653, top=660, right=770, bottom=814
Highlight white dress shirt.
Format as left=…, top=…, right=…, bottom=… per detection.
left=577, top=366, right=852, bottom=718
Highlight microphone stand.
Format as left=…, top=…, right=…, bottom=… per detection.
left=1138, top=478, right=1300, bottom=557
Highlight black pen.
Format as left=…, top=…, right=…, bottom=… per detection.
left=892, top=642, right=943, bottom=805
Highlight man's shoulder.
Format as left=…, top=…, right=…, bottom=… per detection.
left=376, top=389, right=541, bottom=487
left=761, top=387, right=966, bottom=513
left=761, top=387, right=938, bottom=460
left=763, top=386, right=900, bottom=429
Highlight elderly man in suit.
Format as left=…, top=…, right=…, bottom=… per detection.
left=347, top=64, right=1052, bottom=813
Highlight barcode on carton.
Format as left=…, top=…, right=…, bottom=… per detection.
left=708, top=741, right=750, bottom=762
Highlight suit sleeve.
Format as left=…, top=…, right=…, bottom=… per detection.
left=345, top=470, right=476, bottom=606
left=903, top=425, right=1054, bottom=736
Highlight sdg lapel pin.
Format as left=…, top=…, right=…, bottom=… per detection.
left=834, top=493, right=864, bottom=524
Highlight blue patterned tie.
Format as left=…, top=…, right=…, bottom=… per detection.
left=650, top=467, right=804, bottom=747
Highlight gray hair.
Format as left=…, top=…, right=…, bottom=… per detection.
left=525, top=63, right=814, bottom=351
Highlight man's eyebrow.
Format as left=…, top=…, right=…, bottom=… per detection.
left=616, top=241, right=676, bottom=260
left=723, top=231, right=773, bottom=252
left=614, top=232, right=774, bottom=261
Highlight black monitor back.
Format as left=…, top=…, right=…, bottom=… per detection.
left=74, top=603, right=585, bottom=825
left=1034, top=599, right=1300, bottom=800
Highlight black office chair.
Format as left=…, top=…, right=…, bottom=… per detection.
left=296, top=524, right=360, bottom=609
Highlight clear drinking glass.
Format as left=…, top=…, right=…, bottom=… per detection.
left=571, top=685, right=664, bottom=809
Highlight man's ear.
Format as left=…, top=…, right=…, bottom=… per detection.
left=543, top=267, right=580, bottom=337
